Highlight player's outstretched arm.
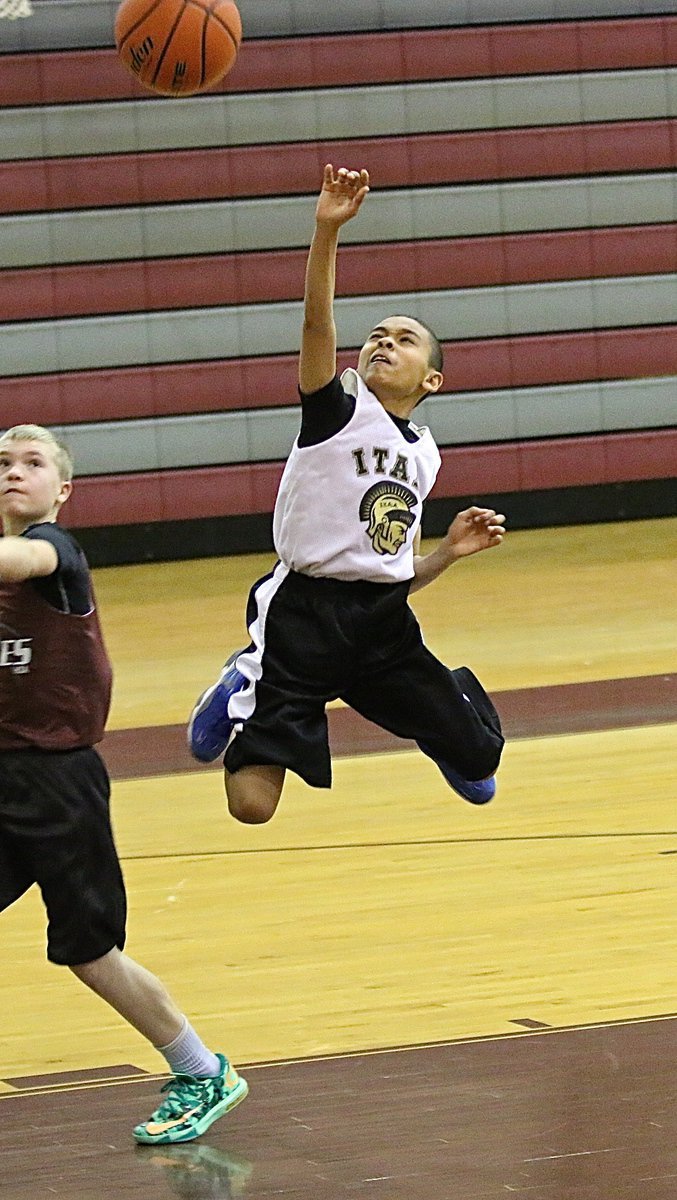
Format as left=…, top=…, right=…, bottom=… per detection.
left=410, top=507, right=506, bottom=593
left=0, top=536, right=58, bottom=583
left=299, top=165, right=370, bottom=396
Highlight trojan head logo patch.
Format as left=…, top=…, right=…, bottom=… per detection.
left=359, top=481, right=418, bottom=556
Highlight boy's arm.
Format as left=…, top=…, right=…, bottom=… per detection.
left=299, top=164, right=369, bottom=396
left=410, top=507, right=506, bottom=593
left=0, top=535, right=58, bottom=582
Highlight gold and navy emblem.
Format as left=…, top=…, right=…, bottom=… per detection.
left=358, top=481, right=418, bottom=556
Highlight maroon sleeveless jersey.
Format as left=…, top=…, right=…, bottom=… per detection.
left=0, top=578, right=112, bottom=750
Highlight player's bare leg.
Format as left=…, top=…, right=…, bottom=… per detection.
left=70, top=947, right=184, bottom=1045
left=71, top=948, right=248, bottom=1144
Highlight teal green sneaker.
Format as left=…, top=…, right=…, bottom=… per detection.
left=133, top=1054, right=248, bottom=1145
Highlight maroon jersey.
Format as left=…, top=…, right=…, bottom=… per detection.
left=0, top=542, right=112, bottom=751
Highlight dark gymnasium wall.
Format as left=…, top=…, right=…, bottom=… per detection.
left=1, top=0, right=675, bottom=566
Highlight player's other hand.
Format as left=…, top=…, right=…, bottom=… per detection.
left=445, top=507, right=506, bottom=560
left=316, top=164, right=370, bottom=228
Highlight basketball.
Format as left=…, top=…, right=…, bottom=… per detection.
left=114, top=0, right=242, bottom=97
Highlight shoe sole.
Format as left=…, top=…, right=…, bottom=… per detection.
left=418, top=741, right=495, bottom=805
left=441, top=768, right=495, bottom=804
left=134, top=1076, right=249, bottom=1145
left=448, top=781, right=495, bottom=805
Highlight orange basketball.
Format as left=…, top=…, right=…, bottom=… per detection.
left=114, top=0, right=242, bottom=97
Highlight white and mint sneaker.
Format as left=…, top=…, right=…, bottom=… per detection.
left=133, top=1054, right=248, bottom=1145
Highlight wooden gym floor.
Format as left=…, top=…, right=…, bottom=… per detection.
left=1, top=517, right=676, bottom=1199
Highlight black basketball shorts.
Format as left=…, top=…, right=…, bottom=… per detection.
left=224, top=565, right=504, bottom=788
left=0, top=746, right=127, bottom=965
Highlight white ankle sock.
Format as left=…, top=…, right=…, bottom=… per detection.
left=157, top=1016, right=221, bottom=1078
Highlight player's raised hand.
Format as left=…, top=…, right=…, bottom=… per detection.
left=444, top=507, right=506, bottom=560
left=316, top=164, right=370, bottom=228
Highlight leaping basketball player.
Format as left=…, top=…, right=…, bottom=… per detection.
left=189, top=165, right=506, bottom=823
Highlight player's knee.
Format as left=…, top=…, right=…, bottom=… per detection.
left=68, top=948, right=114, bottom=988
left=224, top=763, right=283, bottom=824
left=227, top=793, right=276, bottom=824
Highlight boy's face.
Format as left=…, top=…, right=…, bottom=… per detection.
left=357, top=316, right=442, bottom=407
left=0, top=439, right=71, bottom=530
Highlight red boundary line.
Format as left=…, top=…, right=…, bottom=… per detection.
left=99, top=673, right=677, bottom=779
left=1, top=17, right=675, bottom=107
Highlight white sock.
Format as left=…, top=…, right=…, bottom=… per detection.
left=157, top=1016, right=221, bottom=1078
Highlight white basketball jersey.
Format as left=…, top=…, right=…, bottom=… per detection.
left=273, top=369, right=442, bottom=583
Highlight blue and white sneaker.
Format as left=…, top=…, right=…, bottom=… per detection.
left=188, top=651, right=247, bottom=763
left=418, top=740, right=496, bottom=805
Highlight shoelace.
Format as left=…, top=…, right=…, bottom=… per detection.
left=151, top=1074, right=215, bottom=1121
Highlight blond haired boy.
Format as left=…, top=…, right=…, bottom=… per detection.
left=0, top=425, right=247, bottom=1144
